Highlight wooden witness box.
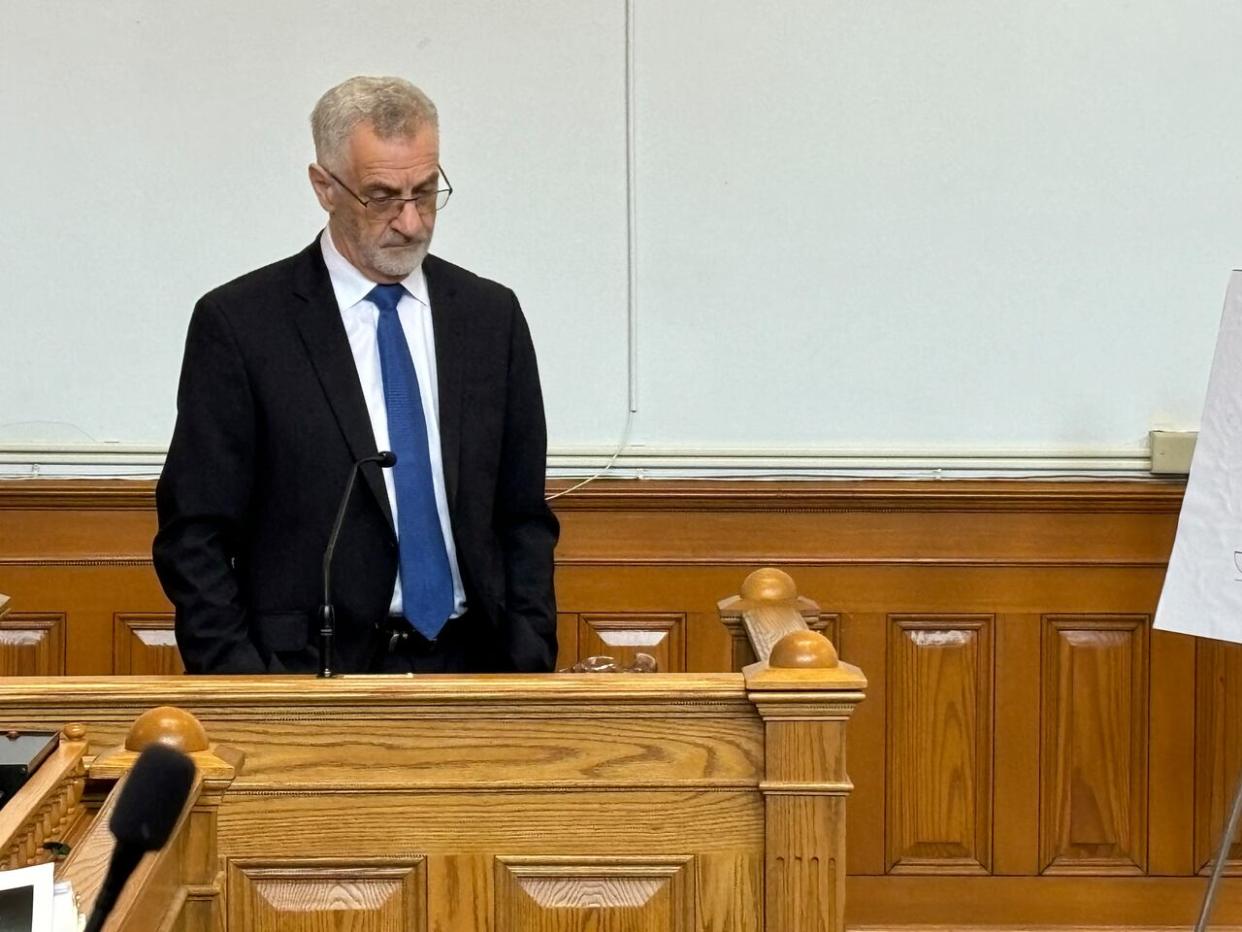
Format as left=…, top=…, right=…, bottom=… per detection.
left=0, top=570, right=866, bottom=931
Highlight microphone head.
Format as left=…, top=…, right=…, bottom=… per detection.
left=110, top=744, right=196, bottom=851
left=376, top=451, right=397, bottom=468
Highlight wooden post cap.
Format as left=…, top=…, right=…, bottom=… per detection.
left=739, top=567, right=798, bottom=603
left=769, top=629, right=839, bottom=669
left=124, top=706, right=210, bottom=753
left=62, top=723, right=87, bottom=741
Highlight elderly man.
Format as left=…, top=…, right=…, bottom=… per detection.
left=153, top=76, right=558, bottom=675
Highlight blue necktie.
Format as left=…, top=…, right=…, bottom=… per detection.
left=368, top=283, right=454, bottom=639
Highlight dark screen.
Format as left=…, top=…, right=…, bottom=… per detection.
left=0, top=884, right=34, bottom=931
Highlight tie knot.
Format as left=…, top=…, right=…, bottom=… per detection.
left=367, top=283, right=406, bottom=315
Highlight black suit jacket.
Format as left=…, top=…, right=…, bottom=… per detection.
left=153, top=240, right=559, bottom=674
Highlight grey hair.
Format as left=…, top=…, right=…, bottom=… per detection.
left=311, top=76, right=438, bottom=171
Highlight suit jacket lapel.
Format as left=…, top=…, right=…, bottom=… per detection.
left=425, top=256, right=464, bottom=511
left=289, top=241, right=396, bottom=535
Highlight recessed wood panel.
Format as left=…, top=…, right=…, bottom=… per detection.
left=580, top=614, right=686, bottom=673
left=0, top=613, right=65, bottom=675
left=1196, top=638, right=1242, bottom=875
left=1040, top=616, right=1149, bottom=874
left=227, top=858, right=425, bottom=932
left=495, top=857, right=694, bottom=931
left=887, top=615, right=993, bottom=874
left=113, top=613, right=183, bottom=675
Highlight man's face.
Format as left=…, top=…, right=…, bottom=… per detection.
left=310, top=121, right=441, bottom=283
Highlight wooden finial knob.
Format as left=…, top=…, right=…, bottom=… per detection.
left=740, top=567, right=797, bottom=603
left=125, top=706, right=209, bottom=753
left=769, top=630, right=838, bottom=669
left=62, top=723, right=87, bottom=741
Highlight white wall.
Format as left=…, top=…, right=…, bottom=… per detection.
left=2, top=1, right=1240, bottom=476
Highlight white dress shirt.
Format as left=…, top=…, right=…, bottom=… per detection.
left=319, top=228, right=467, bottom=619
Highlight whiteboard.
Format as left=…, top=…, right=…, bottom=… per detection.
left=3, top=1, right=1242, bottom=470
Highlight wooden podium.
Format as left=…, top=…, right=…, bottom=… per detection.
left=0, top=571, right=866, bottom=931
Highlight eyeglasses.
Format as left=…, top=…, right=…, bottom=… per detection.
left=324, top=165, right=452, bottom=219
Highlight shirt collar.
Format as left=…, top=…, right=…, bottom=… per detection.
left=319, top=227, right=429, bottom=311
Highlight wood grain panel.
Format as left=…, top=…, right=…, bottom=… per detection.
left=218, top=791, right=763, bottom=857
left=1196, top=638, right=1242, bottom=875
left=0, top=612, right=65, bottom=675
left=190, top=715, right=762, bottom=790
left=495, top=857, right=694, bottom=931
left=227, top=858, right=425, bottom=932
left=580, top=613, right=686, bottom=672
left=113, top=613, right=183, bottom=675
left=887, top=615, right=993, bottom=874
left=1041, top=616, right=1149, bottom=874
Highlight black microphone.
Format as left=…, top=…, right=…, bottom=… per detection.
left=83, top=744, right=196, bottom=932
left=319, top=451, right=397, bottom=677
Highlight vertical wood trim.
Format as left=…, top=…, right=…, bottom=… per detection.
left=845, top=612, right=888, bottom=875
left=1040, top=615, right=1149, bottom=875
left=886, top=615, right=993, bottom=874
left=993, top=613, right=1042, bottom=875
left=554, top=613, right=579, bottom=671
left=1149, top=627, right=1196, bottom=875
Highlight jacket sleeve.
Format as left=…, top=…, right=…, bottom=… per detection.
left=496, top=292, right=560, bottom=672
left=153, top=295, right=267, bottom=674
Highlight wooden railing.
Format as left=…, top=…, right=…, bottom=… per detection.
left=0, top=706, right=236, bottom=931
left=0, top=723, right=88, bottom=870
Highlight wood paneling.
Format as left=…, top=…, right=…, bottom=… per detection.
left=580, top=613, right=686, bottom=672
left=1040, top=616, right=1150, bottom=874
left=113, top=613, right=183, bottom=675
left=0, top=613, right=65, bottom=675
left=0, top=673, right=842, bottom=931
left=1, top=476, right=1220, bottom=929
left=887, top=615, right=992, bottom=874
left=227, top=859, right=425, bottom=932
left=1196, top=639, right=1242, bottom=875
left=495, top=857, right=695, bottom=931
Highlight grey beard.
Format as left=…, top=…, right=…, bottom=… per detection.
left=366, top=239, right=429, bottom=278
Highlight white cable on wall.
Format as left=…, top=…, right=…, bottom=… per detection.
left=546, top=0, right=638, bottom=502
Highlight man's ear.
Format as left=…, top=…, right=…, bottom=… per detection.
left=308, top=163, right=335, bottom=213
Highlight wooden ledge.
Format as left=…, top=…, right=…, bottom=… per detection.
left=0, top=674, right=750, bottom=707
left=744, top=659, right=868, bottom=692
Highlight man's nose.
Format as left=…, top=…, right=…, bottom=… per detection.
left=390, top=199, right=428, bottom=237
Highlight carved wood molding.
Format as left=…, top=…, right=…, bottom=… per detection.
left=228, top=858, right=426, bottom=929
left=0, top=480, right=158, bottom=510
left=495, top=856, right=695, bottom=928
left=0, top=478, right=1187, bottom=513
left=0, top=743, right=86, bottom=869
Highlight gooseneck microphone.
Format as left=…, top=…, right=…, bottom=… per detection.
left=319, top=451, right=397, bottom=677
left=83, top=744, right=196, bottom=932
